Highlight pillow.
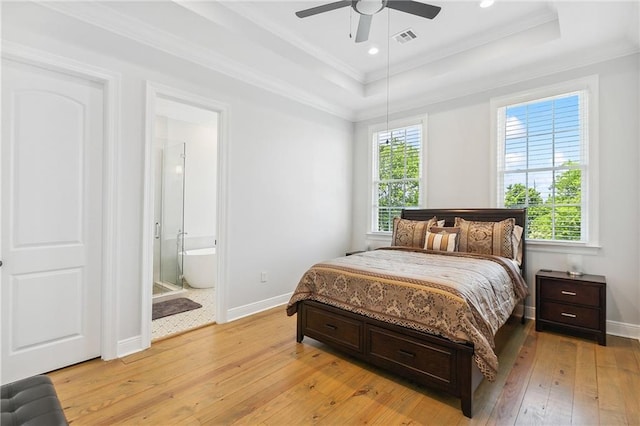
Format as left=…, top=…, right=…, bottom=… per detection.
left=424, top=228, right=459, bottom=252
left=391, top=216, right=437, bottom=248
left=512, top=225, right=524, bottom=265
left=454, top=217, right=515, bottom=258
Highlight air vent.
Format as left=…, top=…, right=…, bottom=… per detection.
left=392, top=29, right=417, bottom=44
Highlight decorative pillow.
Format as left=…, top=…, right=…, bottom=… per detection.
left=424, top=228, right=459, bottom=252
left=454, top=217, right=515, bottom=259
left=392, top=216, right=437, bottom=248
left=512, top=225, right=524, bottom=265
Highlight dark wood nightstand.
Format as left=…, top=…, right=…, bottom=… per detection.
left=535, top=270, right=606, bottom=345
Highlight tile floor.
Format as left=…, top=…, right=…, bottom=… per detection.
left=151, top=285, right=216, bottom=340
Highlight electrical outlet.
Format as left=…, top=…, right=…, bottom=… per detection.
left=260, top=271, right=268, bottom=283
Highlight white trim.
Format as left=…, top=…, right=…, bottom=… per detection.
left=226, top=293, right=291, bottom=323
left=142, top=82, right=230, bottom=349
left=39, top=1, right=351, bottom=120
left=1, top=41, right=121, bottom=361
left=116, top=336, right=145, bottom=359
left=607, top=320, right=640, bottom=341
left=490, top=75, right=600, bottom=246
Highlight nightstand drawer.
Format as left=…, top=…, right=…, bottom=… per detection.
left=540, top=301, right=600, bottom=329
left=539, top=280, right=600, bottom=307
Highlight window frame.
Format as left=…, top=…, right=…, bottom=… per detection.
left=368, top=115, right=428, bottom=235
left=490, top=75, right=600, bottom=251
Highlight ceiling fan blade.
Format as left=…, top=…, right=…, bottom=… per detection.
left=295, top=1, right=351, bottom=18
left=386, top=1, right=441, bottom=19
left=355, top=14, right=373, bottom=43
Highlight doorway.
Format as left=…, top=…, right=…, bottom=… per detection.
left=143, top=83, right=228, bottom=343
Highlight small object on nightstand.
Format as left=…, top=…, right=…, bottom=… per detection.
left=345, top=250, right=365, bottom=256
left=535, top=269, right=606, bottom=345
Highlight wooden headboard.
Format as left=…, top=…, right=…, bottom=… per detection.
left=401, top=208, right=527, bottom=277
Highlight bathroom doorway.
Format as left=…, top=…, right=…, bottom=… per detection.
left=149, top=94, right=221, bottom=340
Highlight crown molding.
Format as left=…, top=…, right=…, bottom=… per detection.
left=365, top=7, right=560, bottom=84
left=213, top=1, right=365, bottom=84
left=355, top=43, right=639, bottom=122
left=37, top=1, right=355, bottom=120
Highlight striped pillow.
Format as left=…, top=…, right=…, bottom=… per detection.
left=424, top=230, right=458, bottom=252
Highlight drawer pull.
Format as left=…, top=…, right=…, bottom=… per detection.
left=397, top=349, right=416, bottom=359
left=561, top=291, right=577, bottom=296
left=324, top=324, right=337, bottom=331
left=561, top=312, right=577, bottom=318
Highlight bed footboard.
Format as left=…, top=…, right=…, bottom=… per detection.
left=296, top=300, right=477, bottom=418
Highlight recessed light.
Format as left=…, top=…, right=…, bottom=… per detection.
left=368, top=46, right=379, bottom=55
left=480, top=0, right=495, bottom=8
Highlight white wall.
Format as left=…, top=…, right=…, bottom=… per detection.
left=352, top=54, right=640, bottom=337
left=2, top=3, right=353, bottom=352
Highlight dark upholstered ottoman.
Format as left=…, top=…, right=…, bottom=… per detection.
left=1, top=375, right=68, bottom=425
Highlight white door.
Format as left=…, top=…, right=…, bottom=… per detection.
left=1, top=58, right=104, bottom=384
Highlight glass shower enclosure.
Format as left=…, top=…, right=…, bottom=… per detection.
left=153, top=142, right=186, bottom=296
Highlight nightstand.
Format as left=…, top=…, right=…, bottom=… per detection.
left=535, top=270, right=606, bottom=345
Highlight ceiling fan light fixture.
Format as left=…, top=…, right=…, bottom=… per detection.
left=353, top=0, right=387, bottom=16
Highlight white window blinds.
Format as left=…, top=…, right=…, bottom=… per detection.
left=372, top=125, right=422, bottom=232
left=497, top=91, right=588, bottom=241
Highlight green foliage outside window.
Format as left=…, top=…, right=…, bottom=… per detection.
left=504, top=162, right=582, bottom=240
left=375, top=130, right=421, bottom=232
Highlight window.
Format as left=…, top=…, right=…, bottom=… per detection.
left=372, top=123, right=423, bottom=232
left=496, top=88, right=592, bottom=242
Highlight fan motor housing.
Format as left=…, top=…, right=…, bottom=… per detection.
left=352, top=0, right=387, bottom=16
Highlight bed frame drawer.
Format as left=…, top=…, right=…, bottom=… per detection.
left=302, top=304, right=363, bottom=354
left=367, top=325, right=456, bottom=392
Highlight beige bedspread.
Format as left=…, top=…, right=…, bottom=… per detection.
left=286, top=247, right=528, bottom=381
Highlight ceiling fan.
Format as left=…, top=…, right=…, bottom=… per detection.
left=295, top=0, right=442, bottom=43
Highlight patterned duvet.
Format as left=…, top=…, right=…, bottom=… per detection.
left=286, top=247, right=528, bottom=381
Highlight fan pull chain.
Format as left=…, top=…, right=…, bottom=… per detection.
left=385, top=8, right=390, bottom=144
left=349, top=7, right=353, bottom=39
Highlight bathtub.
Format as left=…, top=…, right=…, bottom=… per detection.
left=181, top=247, right=216, bottom=289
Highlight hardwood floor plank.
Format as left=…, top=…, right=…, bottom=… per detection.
left=596, top=339, right=630, bottom=425
left=45, top=307, right=640, bottom=425
left=542, top=337, right=577, bottom=425
left=571, top=339, right=599, bottom=425
left=487, top=324, right=538, bottom=426
left=613, top=336, right=640, bottom=424
left=513, top=331, right=559, bottom=424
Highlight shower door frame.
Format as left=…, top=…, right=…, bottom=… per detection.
left=142, top=82, right=229, bottom=347
left=156, top=141, right=186, bottom=292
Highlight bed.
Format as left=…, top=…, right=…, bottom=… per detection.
left=286, top=208, right=528, bottom=418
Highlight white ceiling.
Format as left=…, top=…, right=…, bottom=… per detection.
left=26, top=1, right=640, bottom=120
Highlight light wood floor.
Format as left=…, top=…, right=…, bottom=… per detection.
left=49, top=306, right=640, bottom=425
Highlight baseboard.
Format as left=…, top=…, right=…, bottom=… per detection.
left=607, top=319, right=640, bottom=340
left=226, top=292, right=292, bottom=322
left=117, top=335, right=148, bottom=358
left=526, top=306, right=640, bottom=341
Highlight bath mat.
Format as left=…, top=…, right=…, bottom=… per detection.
left=152, top=297, right=202, bottom=320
